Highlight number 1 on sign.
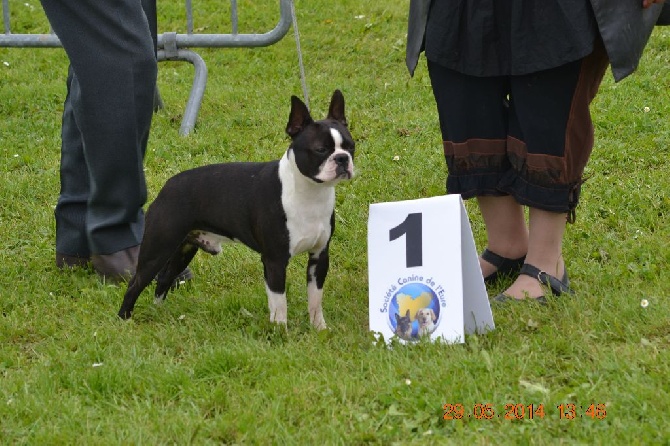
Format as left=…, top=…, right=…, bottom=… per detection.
left=389, top=213, right=423, bottom=268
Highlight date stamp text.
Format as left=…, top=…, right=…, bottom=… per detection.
left=442, top=403, right=607, bottom=421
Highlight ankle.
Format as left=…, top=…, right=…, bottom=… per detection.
left=524, top=256, right=565, bottom=279
left=485, top=244, right=527, bottom=261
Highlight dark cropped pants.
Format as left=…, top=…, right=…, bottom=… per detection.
left=40, top=0, right=158, bottom=256
left=427, top=40, right=610, bottom=218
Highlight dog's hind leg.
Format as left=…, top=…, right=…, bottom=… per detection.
left=306, top=247, right=329, bottom=330
left=117, top=222, right=190, bottom=319
left=118, top=251, right=176, bottom=319
left=262, top=255, right=290, bottom=326
left=118, top=243, right=174, bottom=319
left=154, top=242, right=198, bottom=304
left=118, top=275, right=148, bottom=319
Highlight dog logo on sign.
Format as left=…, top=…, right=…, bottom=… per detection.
left=387, top=280, right=445, bottom=342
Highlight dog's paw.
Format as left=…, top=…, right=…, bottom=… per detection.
left=270, top=317, right=288, bottom=327
left=270, top=320, right=288, bottom=334
left=269, top=308, right=288, bottom=326
left=312, top=318, right=327, bottom=331
left=310, top=309, right=327, bottom=331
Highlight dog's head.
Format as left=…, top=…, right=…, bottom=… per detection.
left=415, top=308, right=436, bottom=325
left=395, top=309, right=412, bottom=334
left=285, top=90, right=355, bottom=184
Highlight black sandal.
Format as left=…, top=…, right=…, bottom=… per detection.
left=493, top=263, right=573, bottom=304
left=481, top=248, right=526, bottom=284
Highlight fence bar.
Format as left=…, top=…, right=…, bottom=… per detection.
left=1, top=0, right=293, bottom=134
left=0, top=0, right=291, bottom=49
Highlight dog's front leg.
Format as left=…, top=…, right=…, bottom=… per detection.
left=306, top=248, right=329, bottom=330
left=263, top=256, right=289, bottom=326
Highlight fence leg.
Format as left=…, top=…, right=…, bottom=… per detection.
left=158, top=48, right=208, bottom=136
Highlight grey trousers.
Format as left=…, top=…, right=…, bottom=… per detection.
left=40, top=0, right=158, bottom=256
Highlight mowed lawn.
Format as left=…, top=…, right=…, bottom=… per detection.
left=1, top=1, right=669, bottom=444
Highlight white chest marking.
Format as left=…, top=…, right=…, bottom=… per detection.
left=279, top=152, right=335, bottom=256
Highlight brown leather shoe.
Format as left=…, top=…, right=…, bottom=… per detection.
left=56, top=253, right=90, bottom=269
left=91, top=245, right=139, bottom=283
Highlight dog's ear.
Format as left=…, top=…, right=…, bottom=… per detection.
left=430, top=309, right=436, bottom=322
left=327, top=89, right=347, bottom=127
left=405, top=309, right=410, bottom=318
left=286, top=95, right=313, bottom=138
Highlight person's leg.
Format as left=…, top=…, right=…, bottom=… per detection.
left=41, top=0, right=157, bottom=278
left=503, top=208, right=567, bottom=298
left=427, top=60, right=510, bottom=197
left=427, top=60, right=529, bottom=278
left=477, top=196, right=528, bottom=278
left=55, top=67, right=90, bottom=268
left=497, top=40, right=609, bottom=299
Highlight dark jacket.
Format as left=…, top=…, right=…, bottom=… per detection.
left=406, top=0, right=668, bottom=82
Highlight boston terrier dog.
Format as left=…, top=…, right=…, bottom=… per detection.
left=117, top=90, right=355, bottom=330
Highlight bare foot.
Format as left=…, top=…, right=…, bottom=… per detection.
left=500, top=262, right=565, bottom=300
left=501, top=274, right=545, bottom=300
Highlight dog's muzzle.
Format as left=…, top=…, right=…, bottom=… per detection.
left=334, top=153, right=353, bottom=179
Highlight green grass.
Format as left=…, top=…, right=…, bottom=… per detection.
left=1, top=0, right=670, bottom=443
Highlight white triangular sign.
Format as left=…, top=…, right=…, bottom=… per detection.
left=368, top=195, right=494, bottom=343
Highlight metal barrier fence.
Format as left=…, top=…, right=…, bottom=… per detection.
left=1, top=0, right=293, bottom=135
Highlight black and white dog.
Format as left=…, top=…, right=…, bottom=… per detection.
left=117, top=90, right=355, bottom=330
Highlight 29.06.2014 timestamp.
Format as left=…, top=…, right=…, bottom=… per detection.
left=442, top=403, right=607, bottom=420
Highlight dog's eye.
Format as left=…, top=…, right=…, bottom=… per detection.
left=314, top=147, right=328, bottom=154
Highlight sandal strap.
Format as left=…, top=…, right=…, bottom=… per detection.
left=519, top=263, right=573, bottom=296
left=481, top=249, right=527, bottom=284
left=481, top=249, right=506, bottom=268
left=481, top=248, right=525, bottom=269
